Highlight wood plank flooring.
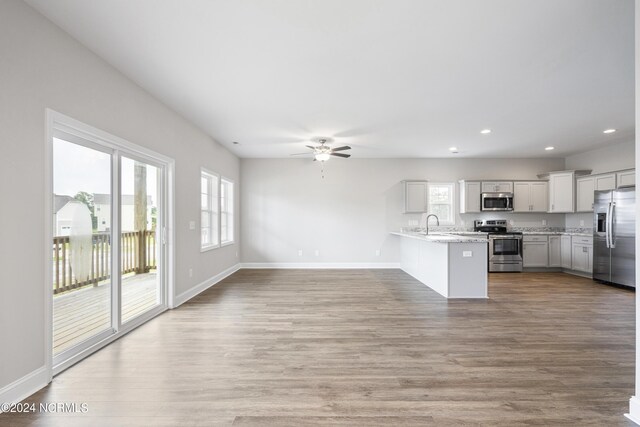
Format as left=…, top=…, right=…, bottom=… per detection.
left=2, top=270, right=635, bottom=426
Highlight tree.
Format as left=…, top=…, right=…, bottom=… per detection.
left=74, top=191, right=97, bottom=230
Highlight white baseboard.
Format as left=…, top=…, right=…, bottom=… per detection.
left=626, top=396, right=640, bottom=425
left=241, top=262, right=401, bottom=269
left=172, top=263, right=241, bottom=308
left=0, top=366, right=49, bottom=411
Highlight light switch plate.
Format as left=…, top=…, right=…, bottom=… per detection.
left=189, top=221, right=196, bottom=230
left=463, top=251, right=473, bottom=257
left=542, top=219, right=547, bottom=226
left=580, top=220, right=585, bottom=227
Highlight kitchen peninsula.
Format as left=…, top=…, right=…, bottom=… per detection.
left=391, top=232, right=489, bottom=298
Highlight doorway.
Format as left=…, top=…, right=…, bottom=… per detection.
left=47, top=111, right=173, bottom=373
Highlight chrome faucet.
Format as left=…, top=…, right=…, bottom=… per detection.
left=425, top=214, right=439, bottom=235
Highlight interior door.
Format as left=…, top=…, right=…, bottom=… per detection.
left=610, top=188, right=635, bottom=287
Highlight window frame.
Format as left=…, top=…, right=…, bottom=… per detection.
left=427, top=182, right=456, bottom=225
left=220, top=177, right=235, bottom=246
left=200, top=168, right=220, bottom=251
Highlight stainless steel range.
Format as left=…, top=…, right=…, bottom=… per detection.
left=474, top=219, right=523, bottom=272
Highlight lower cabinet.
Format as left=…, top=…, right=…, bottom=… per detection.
left=523, top=236, right=549, bottom=267
left=548, top=236, right=561, bottom=267
left=522, top=234, right=592, bottom=274
left=560, top=235, right=572, bottom=269
left=571, top=235, right=593, bottom=273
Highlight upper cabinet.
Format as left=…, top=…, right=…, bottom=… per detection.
left=459, top=180, right=481, bottom=213
left=576, top=176, right=595, bottom=212
left=481, top=181, right=513, bottom=193
left=617, top=170, right=635, bottom=188
left=594, top=173, right=616, bottom=191
left=575, top=170, right=634, bottom=212
left=548, top=172, right=575, bottom=213
left=513, top=181, right=548, bottom=212
left=403, top=181, right=428, bottom=213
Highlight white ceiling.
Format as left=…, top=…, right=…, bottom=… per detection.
left=26, top=0, right=634, bottom=158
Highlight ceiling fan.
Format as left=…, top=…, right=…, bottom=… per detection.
left=290, top=138, right=351, bottom=162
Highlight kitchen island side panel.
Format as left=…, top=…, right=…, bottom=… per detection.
left=447, top=242, right=489, bottom=298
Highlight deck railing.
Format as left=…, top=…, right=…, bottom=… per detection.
left=52, top=230, right=157, bottom=294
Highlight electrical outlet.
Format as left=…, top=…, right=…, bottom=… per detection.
left=298, top=250, right=303, bottom=257
left=509, top=220, right=514, bottom=226
left=580, top=220, right=585, bottom=227
left=463, top=251, right=473, bottom=257
left=236, top=251, right=239, bottom=257
left=375, top=250, right=381, bottom=256
left=315, top=250, right=320, bottom=257
left=188, top=268, right=193, bottom=278
left=189, top=221, right=196, bottom=230
left=542, top=219, right=547, bottom=226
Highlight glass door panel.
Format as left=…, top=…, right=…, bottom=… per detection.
left=120, top=156, right=162, bottom=323
left=52, top=137, right=113, bottom=357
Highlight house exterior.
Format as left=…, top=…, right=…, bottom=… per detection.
left=53, top=195, right=81, bottom=236
left=93, top=193, right=154, bottom=232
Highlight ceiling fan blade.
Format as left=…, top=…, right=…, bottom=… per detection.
left=290, top=152, right=312, bottom=156
left=330, top=146, right=351, bottom=152
left=305, top=145, right=317, bottom=150
left=330, top=153, right=351, bottom=158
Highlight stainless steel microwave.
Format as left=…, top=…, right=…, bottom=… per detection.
left=481, top=192, right=514, bottom=211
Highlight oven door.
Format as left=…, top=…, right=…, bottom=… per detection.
left=489, top=236, right=522, bottom=262
left=482, top=193, right=514, bottom=211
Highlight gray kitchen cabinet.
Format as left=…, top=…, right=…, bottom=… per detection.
left=481, top=181, right=513, bottom=193
left=548, top=235, right=561, bottom=267
left=514, top=181, right=548, bottom=212
left=404, top=181, right=428, bottom=213
left=571, top=236, right=593, bottom=273
left=576, top=176, right=595, bottom=212
left=523, top=235, right=549, bottom=267
left=561, top=235, right=572, bottom=269
left=595, top=173, right=616, bottom=191
left=548, top=172, right=575, bottom=213
left=617, top=170, right=635, bottom=188
left=459, top=180, right=481, bottom=213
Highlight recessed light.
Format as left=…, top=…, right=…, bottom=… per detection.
left=545, top=146, right=555, bottom=151
left=603, top=129, right=616, bottom=134
left=449, top=147, right=458, bottom=152
left=480, top=129, right=491, bottom=134
left=232, top=141, right=240, bottom=145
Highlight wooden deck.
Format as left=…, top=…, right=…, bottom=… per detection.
left=53, top=272, right=159, bottom=355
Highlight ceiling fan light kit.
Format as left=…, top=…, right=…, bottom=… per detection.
left=290, top=137, right=352, bottom=162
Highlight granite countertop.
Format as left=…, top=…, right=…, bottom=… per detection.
left=390, top=231, right=489, bottom=243
left=399, top=228, right=593, bottom=238
left=521, top=231, right=592, bottom=237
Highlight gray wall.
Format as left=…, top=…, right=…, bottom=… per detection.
left=240, top=157, right=565, bottom=264
left=0, top=0, right=239, bottom=389
left=565, top=139, right=635, bottom=174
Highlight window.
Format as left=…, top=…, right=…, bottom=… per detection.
left=427, top=183, right=455, bottom=225
left=220, top=178, right=234, bottom=245
left=201, top=169, right=219, bottom=250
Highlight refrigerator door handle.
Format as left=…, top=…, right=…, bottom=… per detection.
left=609, top=202, right=616, bottom=248
left=605, top=202, right=611, bottom=249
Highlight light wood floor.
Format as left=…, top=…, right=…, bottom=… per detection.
left=2, top=270, right=636, bottom=426
left=53, top=273, right=159, bottom=354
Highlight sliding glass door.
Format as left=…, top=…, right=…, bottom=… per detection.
left=52, top=137, right=114, bottom=357
left=120, top=156, right=162, bottom=323
left=51, top=128, right=167, bottom=368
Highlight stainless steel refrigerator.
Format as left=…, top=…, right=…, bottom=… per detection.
left=593, top=187, right=635, bottom=288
